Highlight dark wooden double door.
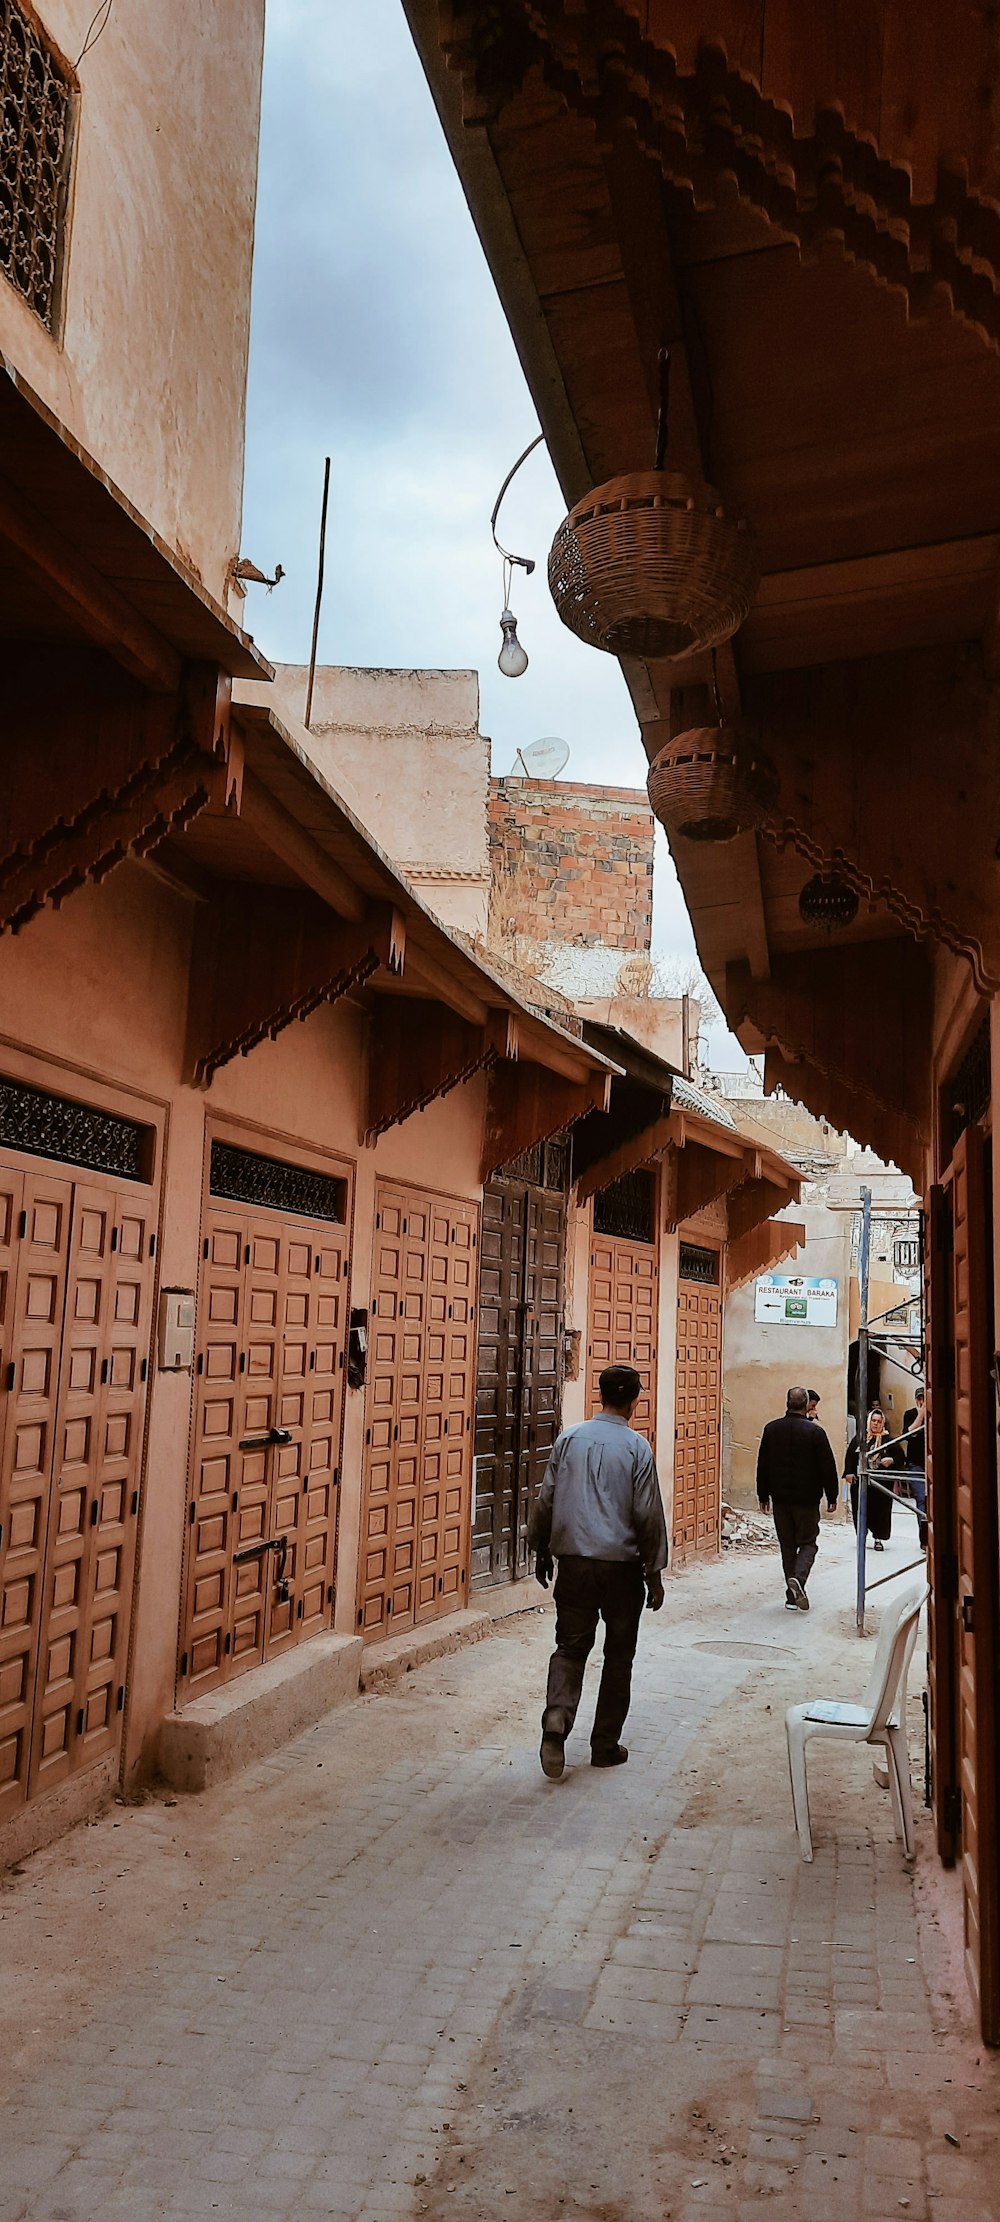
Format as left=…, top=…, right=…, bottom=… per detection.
left=473, top=1172, right=566, bottom=1587
left=0, top=1159, right=155, bottom=1821
left=927, top=1117, right=1000, bottom=2043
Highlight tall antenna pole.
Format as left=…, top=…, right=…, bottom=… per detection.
left=304, top=455, right=331, bottom=731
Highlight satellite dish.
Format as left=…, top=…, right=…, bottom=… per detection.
left=509, top=736, right=570, bottom=780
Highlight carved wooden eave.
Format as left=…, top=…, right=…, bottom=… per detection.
left=482, top=1059, right=611, bottom=1182
left=734, top=645, right=1000, bottom=996
left=364, top=1005, right=517, bottom=1141
left=667, top=1134, right=754, bottom=1232
left=727, top=1174, right=800, bottom=1249
left=440, top=8, right=1000, bottom=359
left=726, top=1215, right=806, bottom=1296
left=763, top=1048, right=924, bottom=1190
left=187, top=896, right=405, bottom=1089
left=0, top=663, right=240, bottom=939
left=575, top=1111, right=675, bottom=1206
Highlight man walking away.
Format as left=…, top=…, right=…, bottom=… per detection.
left=529, top=1363, right=668, bottom=1780
left=757, top=1385, right=839, bottom=1611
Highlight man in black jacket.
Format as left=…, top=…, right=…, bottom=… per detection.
left=757, top=1385, right=840, bottom=1611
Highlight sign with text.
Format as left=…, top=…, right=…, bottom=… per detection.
left=754, top=1274, right=839, bottom=1327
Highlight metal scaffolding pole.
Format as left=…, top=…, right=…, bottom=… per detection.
left=854, top=1193, right=926, bottom=1634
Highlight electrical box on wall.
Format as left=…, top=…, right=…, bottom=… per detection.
left=158, top=1288, right=196, bottom=1371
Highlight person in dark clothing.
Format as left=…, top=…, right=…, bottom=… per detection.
left=806, top=1389, right=821, bottom=1421
left=844, top=1406, right=905, bottom=1548
left=756, top=1385, right=839, bottom=1611
left=528, top=1362, right=668, bottom=1780
left=901, top=1386, right=928, bottom=1550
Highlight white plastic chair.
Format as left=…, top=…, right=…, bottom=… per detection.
left=785, top=1581, right=928, bottom=1862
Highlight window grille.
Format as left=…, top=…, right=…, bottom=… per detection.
left=0, top=1076, right=148, bottom=1178
left=593, top=1168, right=655, bottom=1244
left=947, top=1016, right=991, bottom=1155
left=0, top=1, right=74, bottom=331
left=209, top=1140, right=346, bottom=1223
left=495, top=1133, right=571, bottom=1192
left=679, top=1241, right=720, bottom=1285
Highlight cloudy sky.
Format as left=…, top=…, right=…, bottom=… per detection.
left=240, top=0, right=714, bottom=993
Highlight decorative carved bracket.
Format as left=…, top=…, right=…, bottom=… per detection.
left=0, top=659, right=238, bottom=938
left=365, top=1004, right=516, bottom=1141
left=726, top=944, right=931, bottom=1138
left=575, top=1112, right=675, bottom=1206
left=482, top=1059, right=608, bottom=1181
left=726, top=1216, right=806, bottom=1296
left=728, top=1176, right=800, bottom=1248
left=763, top=1047, right=925, bottom=1189
left=188, top=894, right=405, bottom=1088
left=669, top=1137, right=753, bottom=1231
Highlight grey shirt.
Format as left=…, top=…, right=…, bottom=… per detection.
left=528, top=1413, right=669, bottom=1575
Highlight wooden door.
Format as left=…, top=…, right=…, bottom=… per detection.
left=181, top=1202, right=348, bottom=1699
left=948, top=1126, right=1000, bottom=2041
left=587, top=1233, right=658, bottom=1447
left=359, top=1183, right=478, bottom=1638
left=0, top=1170, right=71, bottom=1821
left=472, top=1175, right=566, bottom=1588
left=672, top=1274, right=722, bottom=1557
left=472, top=1183, right=525, bottom=1585
left=519, top=1188, right=566, bottom=1569
left=925, top=1182, right=959, bottom=1864
left=0, top=1168, right=155, bottom=1820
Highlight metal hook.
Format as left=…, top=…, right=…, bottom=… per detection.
left=490, top=432, right=544, bottom=573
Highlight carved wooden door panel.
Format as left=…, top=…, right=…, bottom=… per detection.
left=519, top=1190, right=566, bottom=1573
left=948, top=1125, right=1000, bottom=2041
left=182, top=1203, right=347, bottom=1699
left=29, top=1183, right=154, bottom=1799
left=0, top=1170, right=70, bottom=1821
left=0, top=1167, right=155, bottom=1817
left=360, top=1185, right=477, bottom=1637
left=586, top=1234, right=658, bottom=1448
left=925, top=1182, right=959, bottom=1865
left=672, top=1278, right=722, bottom=1557
left=472, top=1182, right=524, bottom=1585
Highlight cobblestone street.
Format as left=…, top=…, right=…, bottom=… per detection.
left=2, top=1527, right=998, bottom=2222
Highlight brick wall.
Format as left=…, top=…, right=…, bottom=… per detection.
left=488, top=778, right=654, bottom=952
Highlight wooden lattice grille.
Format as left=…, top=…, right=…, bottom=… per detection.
left=0, top=0, right=73, bottom=330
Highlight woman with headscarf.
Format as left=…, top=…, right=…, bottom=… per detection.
left=843, top=1406, right=905, bottom=1549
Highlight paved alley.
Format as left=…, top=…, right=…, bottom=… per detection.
left=1, top=1525, right=998, bottom=2222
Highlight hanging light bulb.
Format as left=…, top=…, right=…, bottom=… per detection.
left=490, top=434, right=543, bottom=679
left=498, top=606, right=528, bottom=678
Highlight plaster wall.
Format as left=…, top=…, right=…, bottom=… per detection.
left=0, top=856, right=488, bottom=1807
left=1, top=0, right=264, bottom=598
left=253, top=666, right=491, bottom=937
left=723, top=1199, right=852, bottom=1508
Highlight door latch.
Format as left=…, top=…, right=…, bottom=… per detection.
left=962, top=1593, right=975, bottom=1633
left=238, top=1426, right=294, bottom=1451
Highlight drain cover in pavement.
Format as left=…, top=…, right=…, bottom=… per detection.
left=693, top=1640, right=796, bottom=1659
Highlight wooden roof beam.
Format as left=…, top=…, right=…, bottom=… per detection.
left=187, top=892, right=404, bottom=1087
left=364, top=1003, right=515, bottom=1141
left=575, top=1113, right=676, bottom=1206
left=239, top=769, right=366, bottom=924
left=0, top=469, right=182, bottom=695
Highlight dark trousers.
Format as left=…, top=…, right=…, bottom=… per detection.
left=543, top=1556, right=646, bottom=1755
left=771, top=1500, right=821, bottom=1588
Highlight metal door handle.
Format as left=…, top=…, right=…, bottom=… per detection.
left=238, top=1426, right=294, bottom=1451
left=233, top=1533, right=289, bottom=1568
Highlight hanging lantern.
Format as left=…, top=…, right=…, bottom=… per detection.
left=647, top=725, right=776, bottom=843
left=798, top=872, right=860, bottom=931
left=547, top=351, right=759, bottom=661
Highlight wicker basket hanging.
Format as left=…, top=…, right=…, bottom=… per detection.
left=548, top=471, right=760, bottom=661
left=646, top=726, right=776, bottom=845
left=798, top=872, right=860, bottom=931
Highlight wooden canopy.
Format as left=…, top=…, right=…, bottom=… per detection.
left=405, top=0, right=1000, bottom=1170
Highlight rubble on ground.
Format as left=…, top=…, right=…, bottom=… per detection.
left=721, top=1502, right=775, bottom=1551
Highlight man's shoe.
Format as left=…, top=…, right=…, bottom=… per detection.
left=788, top=1577, right=809, bottom=1611
left=591, top=1745, right=628, bottom=1768
left=540, top=1730, right=565, bottom=1780
left=785, top=1583, right=797, bottom=1608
